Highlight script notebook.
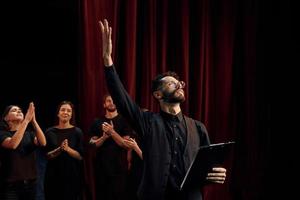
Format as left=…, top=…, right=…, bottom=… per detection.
left=180, top=141, right=235, bottom=191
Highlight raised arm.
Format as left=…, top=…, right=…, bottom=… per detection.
left=99, top=19, right=146, bottom=138
left=99, top=19, right=113, bottom=67
left=1, top=103, right=34, bottom=149
left=31, top=103, right=46, bottom=146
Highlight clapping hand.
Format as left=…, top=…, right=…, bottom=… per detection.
left=60, top=139, right=69, bottom=152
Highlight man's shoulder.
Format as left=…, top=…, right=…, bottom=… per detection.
left=89, top=118, right=105, bottom=131
left=115, top=114, right=131, bottom=123
left=92, top=117, right=105, bottom=123
left=184, top=115, right=205, bottom=126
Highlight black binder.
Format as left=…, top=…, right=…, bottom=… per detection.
left=180, top=141, right=235, bottom=190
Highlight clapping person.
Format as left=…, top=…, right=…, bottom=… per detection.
left=44, top=101, right=84, bottom=200
left=0, top=102, right=46, bottom=200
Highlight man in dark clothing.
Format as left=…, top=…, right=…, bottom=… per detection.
left=88, top=94, right=134, bottom=200
left=99, top=19, right=227, bottom=200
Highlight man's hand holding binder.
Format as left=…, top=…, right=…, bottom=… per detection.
left=180, top=141, right=235, bottom=190
left=206, top=167, right=226, bottom=183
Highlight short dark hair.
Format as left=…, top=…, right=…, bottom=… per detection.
left=151, top=71, right=180, bottom=93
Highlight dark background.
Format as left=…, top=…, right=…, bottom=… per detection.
left=0, top=0, right=292, bottom=199
left=0, top=0, right=80, bottom=128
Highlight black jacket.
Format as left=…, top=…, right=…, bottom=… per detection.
left=105, top=66, right=210, bottom=200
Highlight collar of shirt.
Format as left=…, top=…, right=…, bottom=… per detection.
left=160, top=110, right=184, bottom=122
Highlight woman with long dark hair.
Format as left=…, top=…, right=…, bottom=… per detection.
left=0, top=102, right=46, bottom=200
left=44, top=101, right=84, bottom=200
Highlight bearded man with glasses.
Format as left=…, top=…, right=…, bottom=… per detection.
left=99, top=19, right=227, bottom=200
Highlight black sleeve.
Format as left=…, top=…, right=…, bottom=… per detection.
left=88, top=119, right=103, bottom=138
left=44, top=127, right=57, bottom=152
left=120, top=116, right=134, bottom=137
left=105, top=66, right=147, bottom=138
left=25, top=130, right=38, bottom=153
left=75, top=127, right=84, bottom=156
left=0, top=130, right=10, bottom=145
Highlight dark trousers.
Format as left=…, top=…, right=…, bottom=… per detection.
left=0, top=180, right=36, bottom=200
left=95, top=173, right=128, bottom=200
left=36, top=149, right=47, bottom=200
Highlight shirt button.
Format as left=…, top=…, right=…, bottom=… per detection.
left=174, top=151, right=177, bottom=155
left=173, top=164, right=176, bottom=168
left=173, top=125, right=177, bottom=128
left=175, top=137, right=179, bottom=141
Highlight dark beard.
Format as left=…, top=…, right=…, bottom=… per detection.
left=106, top=107, right=116, bottom=112
left=162, top=89, right=185, bottom=103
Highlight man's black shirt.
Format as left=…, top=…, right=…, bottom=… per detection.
left=161, top=111, right=187, bottom=190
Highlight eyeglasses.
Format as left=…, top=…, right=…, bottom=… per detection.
left=158, top=80, right=185, bottom=90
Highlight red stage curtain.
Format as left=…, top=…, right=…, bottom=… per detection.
left=79, top=0, right=267, bottom=200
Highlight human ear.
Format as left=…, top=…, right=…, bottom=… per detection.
left=153, top=91, right=162, bottom=100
